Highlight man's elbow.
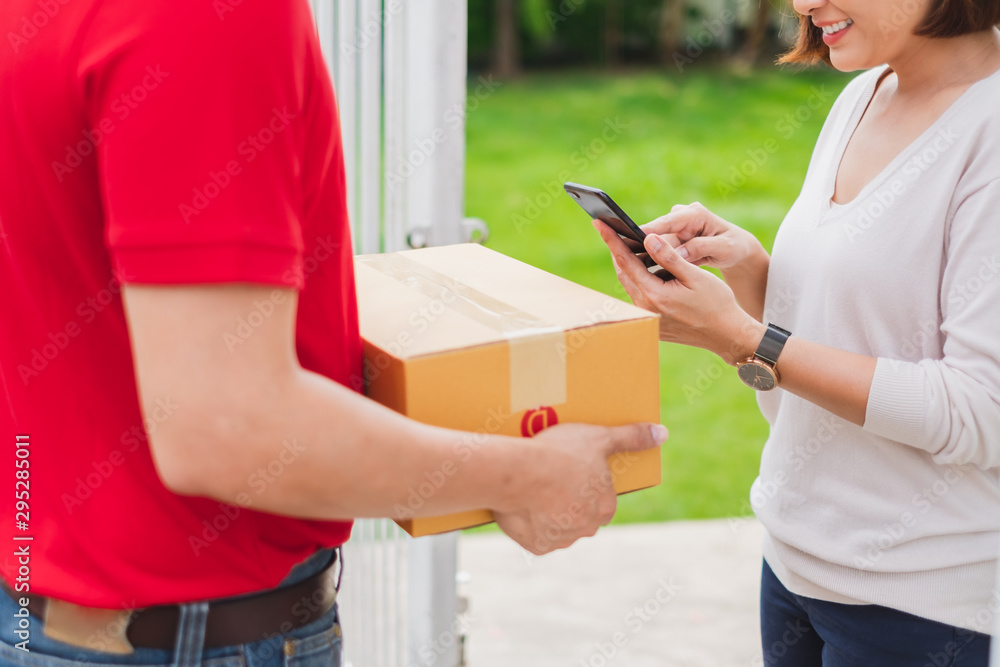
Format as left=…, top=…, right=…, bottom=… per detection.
left=145, top=413, right=246, bottom=500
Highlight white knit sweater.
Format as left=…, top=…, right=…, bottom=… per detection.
left=753, top=65, right=1000, bottom=633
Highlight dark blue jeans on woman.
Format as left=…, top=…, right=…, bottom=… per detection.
left=761, top=560, right=991, bottom=667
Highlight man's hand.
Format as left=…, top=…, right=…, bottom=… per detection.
left=494, top=423, right=667, bottom=555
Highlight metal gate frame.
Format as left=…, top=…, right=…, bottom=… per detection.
left=307, top=2, right=470, bottom=666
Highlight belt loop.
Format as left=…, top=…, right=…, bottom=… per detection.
left=172, top=601, right=209, bottom=667
left=335, top=546, right=344, bottom=593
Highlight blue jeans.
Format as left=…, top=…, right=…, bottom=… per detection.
left=0, top=550, right=341, bottom=667
left=761, top=559, right=991, bottom=667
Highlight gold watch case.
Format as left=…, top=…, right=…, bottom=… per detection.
left=737, top=357, right=779, bottom=391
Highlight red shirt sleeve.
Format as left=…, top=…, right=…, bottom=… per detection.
left=81, top=0, right=320, bottom=288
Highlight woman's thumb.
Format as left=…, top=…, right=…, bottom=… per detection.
left=643, top=234, right=698, bottom=283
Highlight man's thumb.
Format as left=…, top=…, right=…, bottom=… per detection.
left=643, top=234, right=699, bottom=283
left=604, top=423, right=668, bottom=457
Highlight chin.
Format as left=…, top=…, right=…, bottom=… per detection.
left=829, top=49, right=878, bottom=73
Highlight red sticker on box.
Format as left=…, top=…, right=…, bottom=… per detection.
left=520, top=406, right=559, bottom=437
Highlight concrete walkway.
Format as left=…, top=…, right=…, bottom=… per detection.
left=458, top=518, right=766, bottom=667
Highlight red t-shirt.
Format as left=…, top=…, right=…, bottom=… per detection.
left=0, top=0, right=360, bottom=606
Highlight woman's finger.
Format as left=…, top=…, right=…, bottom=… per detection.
left=676, top=236, right=727, bottom=266
left=642, top=234, right=703, bottom=286
left=616, top=264, right=645, bottom=306
left=641, top=204, right=714, bottom=240
left=593, top=220, right=665, bottom=294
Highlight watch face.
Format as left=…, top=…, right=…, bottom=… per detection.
left=738, top=361, right=777, bottom=391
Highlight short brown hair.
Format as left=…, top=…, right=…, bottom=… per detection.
left=780, top=0, right=1000, bottom=66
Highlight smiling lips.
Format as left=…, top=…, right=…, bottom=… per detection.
left=819, top=18, right=854, bottom=45
left=821, top=18, right=854, bottom=35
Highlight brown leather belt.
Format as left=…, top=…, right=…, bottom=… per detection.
left=2, top=557, right=337, bottom=651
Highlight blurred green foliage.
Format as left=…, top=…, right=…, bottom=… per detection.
left=471, top=0, right=664, bottom=68
left=469, top=0, right=790, bottom=70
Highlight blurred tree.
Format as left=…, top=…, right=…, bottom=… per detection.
left=737, top=0, right=772, bottom=66
left=604, top=0, right=624, bottom=67
left=658, top=0, right=686, bottom=65
left=491, top=0, right=556, bottom=78
left=493, top=0, right=519, bottom=78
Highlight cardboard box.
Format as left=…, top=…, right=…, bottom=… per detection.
left=354, top=244, right=661, bottom=537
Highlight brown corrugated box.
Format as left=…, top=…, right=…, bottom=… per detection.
left=354, top=243, right=661, bottom=537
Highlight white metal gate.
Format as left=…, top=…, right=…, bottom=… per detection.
left=306, top=2, right=471, bottom=666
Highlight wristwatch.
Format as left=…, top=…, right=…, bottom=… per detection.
left=737, top=323, right=791, bottom=391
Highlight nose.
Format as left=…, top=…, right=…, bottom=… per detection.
left=792, top=0, right=825, bottom=15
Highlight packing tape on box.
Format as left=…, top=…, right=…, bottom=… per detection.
left=358, top=254, right=567, bottom=412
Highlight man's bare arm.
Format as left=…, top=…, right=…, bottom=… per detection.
left=122, top=284, right=665, bottom=553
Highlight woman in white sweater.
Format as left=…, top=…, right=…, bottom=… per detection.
left=596, top=0, right=1000, bottom=664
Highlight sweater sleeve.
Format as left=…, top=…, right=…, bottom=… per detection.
left=864, top=177, right=1000, bottom=469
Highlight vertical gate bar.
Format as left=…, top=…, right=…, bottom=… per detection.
left=382, top=0, right=407, bottom=252
left=306, top=3, right=468, bottom=666
left=357, top=0, right=383, bottom=254
left=394, top=528, right=409, bottom=665
left=435, top=0, right=469, bottom=247
left=400, top=3, right=435, bottom=249
left=333, top=0, right=360, bottom=249
left=380, top=519, right=387, bottom=667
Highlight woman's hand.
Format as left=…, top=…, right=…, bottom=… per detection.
left=594, top=219, right=766, bottom=366
left=642, top=202, right=765, bottom=270
left=640, top=203, right=771, bottom=322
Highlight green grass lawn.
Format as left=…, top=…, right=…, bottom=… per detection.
left=464, top=65, right=853, bottom=524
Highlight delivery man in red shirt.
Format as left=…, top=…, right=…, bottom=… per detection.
left=0, top=1, right=666, bottom=665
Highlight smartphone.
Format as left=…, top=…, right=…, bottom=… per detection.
left=563, top=182, right=674, bottom=280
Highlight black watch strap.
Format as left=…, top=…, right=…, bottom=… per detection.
left=755, top=323, right=792, bottom=366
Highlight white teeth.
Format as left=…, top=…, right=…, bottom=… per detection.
left=822, top=19, right=853, bottom=35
